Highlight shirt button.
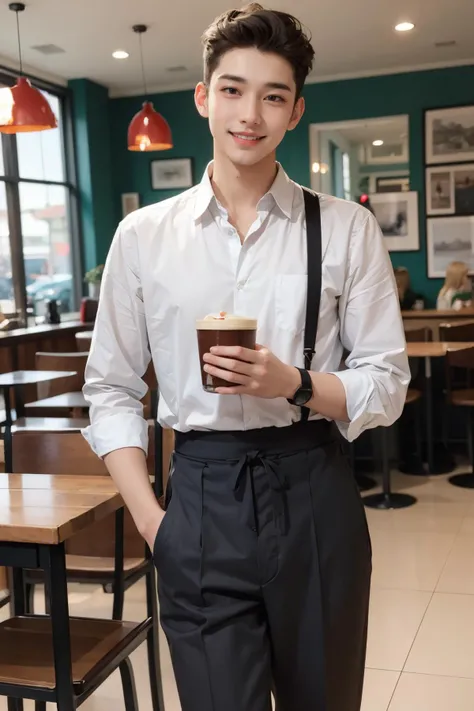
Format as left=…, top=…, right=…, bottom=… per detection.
left=236, top=280, right=245, bottom=290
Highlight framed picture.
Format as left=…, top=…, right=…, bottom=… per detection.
left=151, top=158, right=193, bottom=190
left=426, top=105, right=474, bottom=165
left=426, top=163, right=474, bottom=216
left=121, top=193, right=139, bottom=218
left=427, top=215, right=474, bottom=277
left=376, top=176, right=410, bottom=193
left=369, top=191, right=419, bottom=252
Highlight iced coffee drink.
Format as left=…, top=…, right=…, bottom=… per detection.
left=196, top=311, right=257, bottom=392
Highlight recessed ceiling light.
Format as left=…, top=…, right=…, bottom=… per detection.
left=395, top=22, right=415, bottom=32
left=112, top=50, right=129, bottom=60
left=373, top=139, right=384, bottom=146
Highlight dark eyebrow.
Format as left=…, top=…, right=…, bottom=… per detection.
left=217, top=73, right=292, bottom=92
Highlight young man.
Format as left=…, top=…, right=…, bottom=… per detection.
left=83, top=4, right=410, bottom=710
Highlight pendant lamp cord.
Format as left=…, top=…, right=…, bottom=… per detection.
left=138, top=32, right=148, bottom=99
left=15, top=8, right=23, bottom=75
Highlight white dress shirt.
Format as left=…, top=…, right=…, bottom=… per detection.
left=82, top=163, right=410, bottom=458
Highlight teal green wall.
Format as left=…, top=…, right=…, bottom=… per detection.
left=110, top=92, right=211, bottom=224
left=69, top=79, right=115, bottom=272
left=77, top=64, right=474, bottom=307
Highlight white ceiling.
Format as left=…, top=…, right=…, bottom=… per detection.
left=0, top=0, right=473, bottom=97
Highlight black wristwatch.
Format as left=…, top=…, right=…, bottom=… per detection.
left=287, top=367, right=313, bottom=407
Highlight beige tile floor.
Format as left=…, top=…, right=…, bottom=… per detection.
left=1, top=466, right=474, bottom=711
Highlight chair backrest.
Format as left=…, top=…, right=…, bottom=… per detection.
left=446, top=345, right=474, bottom=371
left=439, top=321, right=474, bottom=343
left=12, top=424, right=157, bottom=558
left=404, top=327, right=432, bottom=343
left=35, top=351, right=89, bottom=398
left=75, top=332, right=92, bottom=352
left=12, top=423, right=156, bottom=476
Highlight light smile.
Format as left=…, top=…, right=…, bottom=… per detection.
left=229, top=132, right=265, bottom=141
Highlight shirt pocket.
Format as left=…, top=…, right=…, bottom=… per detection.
left=274, top=274, right=307, bottom=334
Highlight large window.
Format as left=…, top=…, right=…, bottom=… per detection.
left=0, top=75, right=81, bottom=324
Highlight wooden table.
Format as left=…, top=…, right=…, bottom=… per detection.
left=406, top=342, right=474, bottom=474
left=0, top=473, right=160, bottom=710
left=0, top=473, right=121, bottom=544
left=0, top=371, right=77, bottom=472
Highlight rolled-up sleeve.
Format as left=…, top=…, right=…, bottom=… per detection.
left=332, top=211, right=410, bottom=442
left=82, top=219, right=151, bottom=457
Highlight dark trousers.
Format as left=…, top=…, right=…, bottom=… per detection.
left=154, top=420, right=372, bottom=711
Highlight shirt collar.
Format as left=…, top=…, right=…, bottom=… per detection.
left=192, top=161, right=295, bottom=221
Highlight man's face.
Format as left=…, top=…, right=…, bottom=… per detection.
left=195, top=47, right=305, bottom=167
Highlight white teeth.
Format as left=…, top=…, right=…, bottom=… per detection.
left=233, top=134, right=260, bottom=141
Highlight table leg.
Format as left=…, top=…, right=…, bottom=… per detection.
left=112, top=508, right=125, bottom=621
left=13, top=384, right=25, bottom=419
left=41, top=543, right=75, bottom=711
left=425, top=356, right=434, bottom=473
left=2, top=386, right=13, bottom=473
left=7, top=567, right=26, bottom=711
left=9, top=566, right=26, bottom=616
left=363, top=427, right=417, bottom=509
left=421, top=355, right=456, bottom=475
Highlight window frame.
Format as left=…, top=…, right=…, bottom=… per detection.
left=0, top=65, right=83, bottom=323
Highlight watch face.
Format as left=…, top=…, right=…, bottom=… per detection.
left=293, top=388, right=312, bottom=406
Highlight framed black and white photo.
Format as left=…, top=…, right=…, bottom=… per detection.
left=121, top=192, right=140, bottom=218
left=369, top=191, right=419, bottom=251
left=426, top=168, right=455, bottom=215
left=151, top=158, right=193, bottom=190
left=376, top=176, right=410, bottom=193
left=427, top=215, right=474, bottom=277
left=426, top=163, right=474, bottom=216
left=426, top=105, right=474, bottom=165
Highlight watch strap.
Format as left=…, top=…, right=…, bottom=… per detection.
left=287, top=367, right=313, bottom=406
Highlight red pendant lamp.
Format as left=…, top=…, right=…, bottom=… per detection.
left=127, top=24, right=173, bottom=152
left=0, top=3, right=57, bottom=134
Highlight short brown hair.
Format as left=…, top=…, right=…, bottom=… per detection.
left=201, top=3, right=315, bottom=99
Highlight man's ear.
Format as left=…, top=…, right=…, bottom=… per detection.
left=195, top=82, right=209, bottom=118
left=287, top=96, right=305, bottom=132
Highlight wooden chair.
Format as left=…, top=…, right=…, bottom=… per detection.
left=75, top=331, right=93, bottom=351
left=439, top=321, right=474, bottom=343
left=11, top=421, right=165, bottom=588
left=439, top=322, right=474, bottom=449
left=23, top=352, right=89, bottom=418
left=11, top=419, right=170, bottom=711
left=35, top=351, right=88, bottom=397
left=445, top=345, right=474, bottom=489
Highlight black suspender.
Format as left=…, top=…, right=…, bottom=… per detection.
left=300, top=188, right=322, bottom=422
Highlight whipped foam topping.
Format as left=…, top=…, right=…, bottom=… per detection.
left=196, top=311, right=257, bottom=330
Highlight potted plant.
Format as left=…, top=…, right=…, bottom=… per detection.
left=84, top=264, right=104, bottom=299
